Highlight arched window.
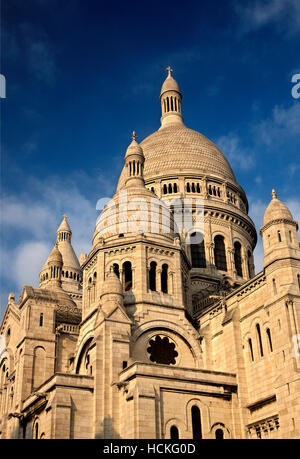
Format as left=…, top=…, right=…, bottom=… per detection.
left=234, top=241, right=243, bottom=277
left=161, top=264, right=168, bottom=293
left=214, top=236, right=227, bottom=271
left=190, top=233, right=206, bottom=268
left=173, top=183, right=178, bottom=193
left=256, top=324, right=264, bottom=357
left=32, top=347, right=46, bottom=390
left=215, top=428, right=224, bottom=439
left=278, top=230, right=282, bottom=242
left=163, top=184, right=167, bottom=195
left=34, top=422, right=39, bottom=440
left=123, top=261, right=132, bottom=291
left=113, top=263, right=120, bottom=278
left=248, top=338, right=254, bottom=362
left=266, top=328, right=273, bottom=352
left=39, top=313, right=43, bottom=327
left=191, top=405, right=202, bottom=439
left=168, top=183, right=172, bottom=194
left=196, top=183, right=201, bottom=193
left=170, top=425, right=179, bottom=439
left=186, top=183, right=190, bottom=193
left=191, top=183, right=196, bottom=193
left=149, top=262, right=157, bottom=291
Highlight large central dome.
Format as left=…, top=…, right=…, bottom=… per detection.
left=140, top=124, right=236, bottom=182
left=117, top=68, right=237, bottom=191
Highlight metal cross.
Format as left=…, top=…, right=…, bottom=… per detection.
left=166, top=66, right=173, bottom=77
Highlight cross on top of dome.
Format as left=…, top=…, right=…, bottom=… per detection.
left=166, top=66, right=173, bottom=77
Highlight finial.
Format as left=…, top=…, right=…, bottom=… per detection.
left=132, top=131, right=137, bottom=142
left=63, top=214, right=67, bottom=220
left=166, top=66, right=173, bottom=77
left=272, top=189, right=277, bottom=199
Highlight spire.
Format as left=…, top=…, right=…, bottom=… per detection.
left=40, top=242, right=63, bottom=290
left=57, top=215, right=72, bottom=242
left=124, top=132, right=145, bottom=188
left=160, top=67, right=183, bottom=128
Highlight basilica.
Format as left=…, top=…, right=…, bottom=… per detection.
left=0, top=69, right=299, bottom=439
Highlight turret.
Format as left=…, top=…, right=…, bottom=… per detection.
left=260, top=189, right=299, bottom=268
left=160, top=66, right=184, bottom=128
left=124, top=131, right=145, bottom=188
left=42, top=243, right=63, bottom=290
left=40, top=216, right=82, bottom=293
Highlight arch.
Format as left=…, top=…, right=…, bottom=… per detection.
left=170, top=425, right=179, bottom=439
left=234, top=241, right=243, bottom=277
left=75, top=337, right=94, bottom=375
left=149, top=261, right=157, bottom=291
left=248, top=337, right=254, bottom=361
left=123, top=261, right=133, bottom=291
left=168, top=183, right=172, bottom=194
left=256, top=323, right=264, bottom=357
left=215, top=428, right=224, bottom=439
left=214, top=235, right=227, bottom=271
left=161, top=264, right=168, bottom=293
left=131, top=321, right=202, bottom=368
left=163, top=184, right=167, bottom=195
left=210, top=422, right=230, bottom=439
left=32, top=347, right=46, bottom=390
left=34, top=420, right=39, bottom=439
left=113, top=263, right=120, bottom=278
left=186, top=183, right=191, bottom=193
left=266, top=328, right=273, bottom=352
left=191, top=405, right=202, bottom=439
left=190, top=232, right=206, bottom=268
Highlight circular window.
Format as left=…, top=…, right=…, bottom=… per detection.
left=147, top=335, right=178, bottom=365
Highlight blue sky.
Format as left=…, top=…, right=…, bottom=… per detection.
left=1, top=0, right=300, bottom=320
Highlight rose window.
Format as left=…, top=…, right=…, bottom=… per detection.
left=147, top=335, right=178, bottom=365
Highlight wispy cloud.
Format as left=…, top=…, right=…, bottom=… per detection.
left=3, top=22, right=57, bottom=86
left=254, top=103, right=300, bottom=147
left=234, top=0, right=300, bottom=36
left=0, top=170, right=114, bottom=317
left=216, top=133, right=255, bottom=171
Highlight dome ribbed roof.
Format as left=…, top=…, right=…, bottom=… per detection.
left=160, top=75, right=181, bottom=96
left=48, top=244, right=63, bottom=264
left=117, top=124, right=236, bottom=189
left=57, top=215, right=71, bottom=233
left=263, top=190, right=294, bottom=226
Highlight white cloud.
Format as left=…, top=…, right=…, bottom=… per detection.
left=234, top=0, right=300, bottom=36
left=13, top=242, right=51, bottom=289
left=3, top=22, right=57, bottom=86
left=0, top=171, right=112, bottom=318
left=216, top=133, right=255, bottom=170
left=254, top=103, right=300, bottom=147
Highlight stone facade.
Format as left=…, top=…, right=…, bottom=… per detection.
left=0, top=70, right=299, bottom=439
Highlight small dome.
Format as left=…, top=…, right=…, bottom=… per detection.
left=57, top=215, right=71, bottom=234
left=125, top=132, right=144, bottom=160
left=263, top=190, right=294, bottom=226
left=48, top=244, right=63, bottom=264
left=101, top=271, right=123, bottom=297
left=160, top=74, right=181, bottom=96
